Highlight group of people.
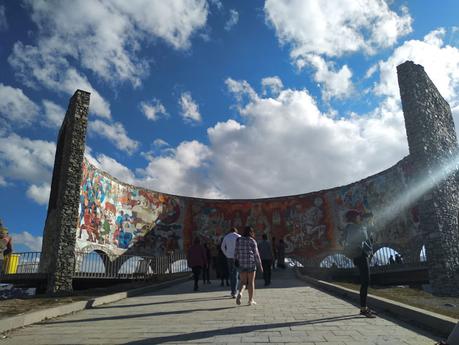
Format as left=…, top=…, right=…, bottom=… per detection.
left=187, top=226, right=283, bottom=305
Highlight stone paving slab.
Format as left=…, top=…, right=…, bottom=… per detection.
left=0, top=269, right=439, bottom=344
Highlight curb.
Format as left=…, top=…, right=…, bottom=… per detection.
left=0, top=274, right=191, bottom=334
left=296, top=270, right=457, bottom=338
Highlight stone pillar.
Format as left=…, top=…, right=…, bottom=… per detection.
left=39, top=90, right=90, bottom=294
left=397, top=61, right=459, bottom=296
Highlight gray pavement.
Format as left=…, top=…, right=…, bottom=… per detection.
left=1, top=269, right=438, bottom=344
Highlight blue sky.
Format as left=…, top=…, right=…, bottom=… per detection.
left=1, top=0, right=459, bottom=252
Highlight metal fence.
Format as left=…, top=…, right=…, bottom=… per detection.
left=1, top=251, right=190, bottom=280
left=74, top=251, right=190, bottom=279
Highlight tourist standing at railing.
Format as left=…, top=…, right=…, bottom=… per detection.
left=234, top=226, right=263, bottom=306
left=221, top=227, right=241, bottom=298
left=343, top=210, right=376, bottom=318
left=187, top=237, right=208, bottom=291
left=258, top=234, right=273, bottom=286
left=0, top=220, right=13, bottom=274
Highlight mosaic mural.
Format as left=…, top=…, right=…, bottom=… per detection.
left=76, top=158, right=185, bottom=256
left=76, top=157, right=420, bottom=260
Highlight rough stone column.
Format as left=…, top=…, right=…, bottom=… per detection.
left=39, top=90, right=90, bottom=294
left=397, top=61, right=459, bottom=296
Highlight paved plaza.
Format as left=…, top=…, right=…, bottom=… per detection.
left=1, top=269, right=438, bottom=344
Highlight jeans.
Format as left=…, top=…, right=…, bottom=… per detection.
left=227, top=258, right=239, bottom=295
left=353, top=255, right=370, bottom=308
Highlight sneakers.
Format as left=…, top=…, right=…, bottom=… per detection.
left=360, top=308, right=376, bottom=318
left=248, top=300, right=257, bottom=306
left=236, top=293, right=242, bottom=305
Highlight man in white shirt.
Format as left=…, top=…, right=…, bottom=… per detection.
left=221, top=227, right=241, bottom=297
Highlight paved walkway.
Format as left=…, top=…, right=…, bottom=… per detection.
left=1, top=269, right=438, bottom=344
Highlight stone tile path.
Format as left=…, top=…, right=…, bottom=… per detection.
left=1, top=269, right=438, bottom=344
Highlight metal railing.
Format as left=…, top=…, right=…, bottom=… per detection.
left=0, top=251, right=190, bottom=280
left=74, top=251, right=191, bottom=279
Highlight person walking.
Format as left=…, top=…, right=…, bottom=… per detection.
left=234, top=226, right=263, bottom=306
left=187, top=237, right=207, bottom=291
left=276, top=238, right=286, bottom=269
left=272, top=237, right=277, bottom=269
left=343, top=210, right=376, bottom=318
left=217, top=240, right=229, bottom=286
left=202, top=242, right=211, bottom=284
left=258, top=234, right=273, bottom=286
left=221, top=227, right=241, bottom=298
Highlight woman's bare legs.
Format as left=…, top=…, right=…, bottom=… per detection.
left=237, top=272, right=248, bottom=305
left=247, top=271, right=256, bottom=304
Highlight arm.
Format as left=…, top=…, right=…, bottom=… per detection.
left=253, top=239, right=263, bottom=271
left=221, top=236, right=228, bottom=257
left=234, top=237, right=240, bottom=261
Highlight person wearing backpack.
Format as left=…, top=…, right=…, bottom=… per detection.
left=343, top=210, right=376, bottom=318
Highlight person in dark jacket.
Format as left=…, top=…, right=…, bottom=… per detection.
left=187, top=237, right=208, bottom=291
left=202, top=242, right=212, bottom=284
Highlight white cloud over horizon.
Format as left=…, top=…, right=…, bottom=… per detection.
left=89, top=120, right=139, bottom=155
left=26, top=183, right=51, bottom=205
left=11, top=231, right=43, bottom=252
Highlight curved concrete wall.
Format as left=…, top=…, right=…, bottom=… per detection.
left=76, top=155, right=421, bottom=263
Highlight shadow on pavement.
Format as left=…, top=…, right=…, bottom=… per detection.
left=121, top=315, right=361, bottom=344
left=43, top=306, right=235, bottom=324
left=92, top=296, right=230, bottom=309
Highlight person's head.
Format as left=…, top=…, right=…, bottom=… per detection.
left=242, top=226, right=254, bottom=238
left=230, top=227, right=238, bottom=233
left=193, top=237, right=201, bottom=245
left=262, top=234, right=268, bottom=240
left=0, top=227, right=8, bottom=238
left=345, top=210, right=361, bottom=224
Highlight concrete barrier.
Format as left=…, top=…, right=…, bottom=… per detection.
left=296, top=270, right=457, bottom=338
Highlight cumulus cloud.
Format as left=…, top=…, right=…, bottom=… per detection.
left=137, top=140, right=221, bottom=197
left=11, top=231, right=43, bottom=252
left=42, top=100, right=65, bottom=128
left=89, top=120, right=139, bottom=154
left=92, top=153, right=136, bottom=185
left=9, top=44, right=111, bottom=119
left=0, top=133, right=55, bottom=185
left=0, top=84, right=39, bottom=125
left=12, top=0, right=208, bottom=88
left=224, top=9, right=239, bottom=31
left=26, top=183, right=51, bottom=205
left=0, top=5, right=7, bottom=31
left=264, top=0, right=412, bottom=100
left=179, top=92, right=202, bottom=123
left=261, top=76, right=283, bottom=97
left=140, top=98, right=168, bottom=121
left=153, top=139, right=169, bottom=148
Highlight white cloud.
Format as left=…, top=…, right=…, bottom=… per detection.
left=91, top=154, right=136, bottom=185
left=138, top=140, right=221, bottom=197
left=205, top=78, right=408, bottom=198
left=26, top=183, right=51, bottom=205
left=0, top=176, right=6, bottom=186
left=0, top=133, right=55, bottom=185
left=0, top=5, right=7, bottom=31
left=9, top=43, right=111, bottom=119
left=306, top=55, right=354, bottom=100
left=42, top=100, right=65, bottom=128
left=209, top=0, right=223, bottom=11
left=179, top=92, right=202, bottom=123
left=224, top=9, right=239, bottom=31
left=225, top=78, right=258, bottom=103
left=0, top=84, right=39, bottom=125
left=261, top=76, right=284, bottom=97
left=140, top=98, right=168, bottom=121
left=89, top=120, right=139, bottom=154
left=153, top=139, right=169, bottom=148
left=10, top=231, right=43, bottom=252
left=14, top=0, right=208, bottom=87
left=264, top=0, right=412, bottom=58
left=264, top=0, right=412, bottom=100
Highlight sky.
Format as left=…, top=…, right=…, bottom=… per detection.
left=1, top=0, right=459, bottom=253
